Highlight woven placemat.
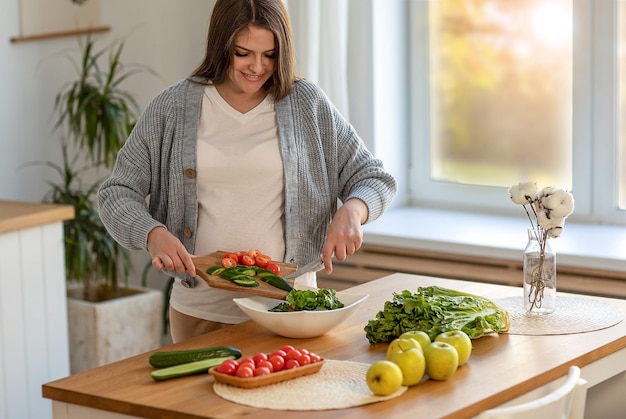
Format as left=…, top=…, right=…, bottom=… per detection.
left=213, top=359, right=407, bottom=410
left=494, top=296, right=624, bottom=336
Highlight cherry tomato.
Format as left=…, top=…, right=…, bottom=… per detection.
left=238, top=357, right=255, bottom=366
left=236, top=364, right=255, bottom=378
left=270, top=349, right=287, bottom=358
left=266, top=263, right=281, bottom=275
left=285, top=349, right=302, bottom=362
left=252, top=352, right=268, bottom=366
left=285, top=359, right=300, bottom=369
left=216, top=359, right=238, bottom=375
left=297, top=354, right=311, bottom=366
left=280, top=345, right=295, bottom=354
left=268, top=355, right=285, bottom=372
left=257, top=360, right=274, bottom=373
left=240, top=254, right=256, bottom=266
left=254, top=366, right=271, bottom=376
left=221, top=256, right=238, bottom=268
left=255, top=254, right=271, bottom=268
left=309, top=352, right=321, bottom=363
left=299, top=348, right=310, bottom=355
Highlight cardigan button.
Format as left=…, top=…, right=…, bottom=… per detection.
left=185, top=168, right=196, bottom=179
left=183, top=227, right=193, bottom=238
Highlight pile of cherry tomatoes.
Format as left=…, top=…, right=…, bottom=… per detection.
left=215, top=345, right=322, bottom=378
left=221, top=249, right=281, bottom=275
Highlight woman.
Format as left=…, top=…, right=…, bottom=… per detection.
left=98, top=0, right=397, bottom=343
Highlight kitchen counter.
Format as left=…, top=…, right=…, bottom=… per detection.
left=0, top=200, right=74, bottom=234
left=42, top=273, right=626, bottom=418
left=0, top=200, right=74, bottom=419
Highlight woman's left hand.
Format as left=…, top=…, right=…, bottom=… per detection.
left=322, top=198, right=368, bottom=274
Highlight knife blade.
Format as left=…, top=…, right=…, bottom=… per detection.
left=283, top=256, right=325, bottom=280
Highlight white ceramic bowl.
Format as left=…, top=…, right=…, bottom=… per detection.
left=233, top=291, right=369, bottom=338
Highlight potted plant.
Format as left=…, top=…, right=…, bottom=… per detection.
left=42, top=35, right=164, bottom=373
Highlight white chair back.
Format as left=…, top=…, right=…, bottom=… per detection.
left=475, top=366, right=588, bottom=419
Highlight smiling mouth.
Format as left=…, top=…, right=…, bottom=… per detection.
left=242, top=72, right=263, bottom=81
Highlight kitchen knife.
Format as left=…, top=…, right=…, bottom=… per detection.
left=283, top=256, right=325, bottom=280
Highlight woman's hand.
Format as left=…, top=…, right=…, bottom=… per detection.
left=147, top=226, right=197, bottom=277
left=322, top=198, right=368, bottom=274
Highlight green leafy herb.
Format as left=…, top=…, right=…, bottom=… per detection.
left=364, top=286, right=510, bottom=344
left=270, top=289, right=345, bottom=312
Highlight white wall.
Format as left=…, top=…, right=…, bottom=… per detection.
left=0, top=0, right=214, bottom=203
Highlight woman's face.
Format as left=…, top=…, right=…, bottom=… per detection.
left=224, top=25, right=276, bottom=97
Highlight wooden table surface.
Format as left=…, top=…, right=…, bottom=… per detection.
left=42, top=273, right=626, bottom=419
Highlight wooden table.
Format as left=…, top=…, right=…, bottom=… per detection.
left=42, top=274, right=626, bottom=418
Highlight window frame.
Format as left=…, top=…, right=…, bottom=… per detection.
left=407, top=0, right=625, bottom=225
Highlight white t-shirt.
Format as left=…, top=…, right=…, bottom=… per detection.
left=169, top=85, right=286, bottom=323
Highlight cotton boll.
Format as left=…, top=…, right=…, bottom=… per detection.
left=541, top=189, right=575, bottom=218
left=509, top=181, right=538, bottom=204
left=548, top=227, right=563, bottom=238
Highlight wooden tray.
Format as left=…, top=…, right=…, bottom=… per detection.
left=209, top=359, right=325, bottom=389
left=193, top=251, right=297, bottom=300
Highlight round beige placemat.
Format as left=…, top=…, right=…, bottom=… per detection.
left=494, top=296, right=624, bottom=336
left=212, top=359, right=407, bottom=410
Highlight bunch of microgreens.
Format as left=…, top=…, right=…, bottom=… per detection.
left=508, top=181, right=575, bottom=309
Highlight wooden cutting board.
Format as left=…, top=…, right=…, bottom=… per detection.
left=193, top=251, right=297, bottom=300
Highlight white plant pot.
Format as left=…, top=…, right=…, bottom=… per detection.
left=67, top=285, right=164, bottom=374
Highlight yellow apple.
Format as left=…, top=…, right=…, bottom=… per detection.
left=386, top=337, right=421, bottom=361
left=423, top=341, right=459, bottom=381
left=390, top=347, right=426, bottom=386
left=435, top=330, right=473, bottom=366
left=399, top=330, right=431, bottom=352
left=365, top=360, right=404, bottom=396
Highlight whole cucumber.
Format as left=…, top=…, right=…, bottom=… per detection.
left=149, top=346, right=242, bottom=368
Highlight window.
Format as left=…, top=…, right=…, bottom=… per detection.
left=409, top=0, right=625, bottom=224
left=618, top=1, right=626, bottom=210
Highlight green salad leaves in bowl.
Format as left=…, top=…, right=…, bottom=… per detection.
left=233, top=288, right=368, bottom=338
left=269, top=288, right=345, bottom=312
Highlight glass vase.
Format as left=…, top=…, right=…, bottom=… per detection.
left=523, top=227, right=556, bottom=315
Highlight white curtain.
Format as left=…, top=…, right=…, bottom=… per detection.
left=285, top=0, right=350, bottom=119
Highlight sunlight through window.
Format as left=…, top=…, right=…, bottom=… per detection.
left=429, top=0, right=573, bottom=189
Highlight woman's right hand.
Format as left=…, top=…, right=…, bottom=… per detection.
left=147, top=226, right=197, bottom=277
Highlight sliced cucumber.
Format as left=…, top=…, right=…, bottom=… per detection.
left=151, top=356, right=234, bottom=381
left=256, top=269, right=293, bottom=291
left=233, top=277, right=259, bottom=287
left=206, top=266, right=225, bottom=275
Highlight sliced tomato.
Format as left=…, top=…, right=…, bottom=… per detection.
left=240, top=254, right=256, bottom=266
left=266, top=263, right=281, bottom=275
left=255, top=254, right=271, bottom=268
left=221, top=256, right=238, bottom=269
left=236, top=251, right=248, bottom=263
left=248, top=249, right=262, bottom=259
left=223, top=252, right=239, bottom=261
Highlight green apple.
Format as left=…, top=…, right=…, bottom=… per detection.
left=386, top=337, right=421, bottom=361
left=390, top=347, right=426, bottom=386
left=399, top=330, right=431, bottom=352
left=365, top=360, right=404, bottom=396
left=423, top=341, right=459, bottom=381
left=435, top=330, right=473, bottom=366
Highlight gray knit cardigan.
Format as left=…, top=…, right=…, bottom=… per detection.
left=98, top=77, right=397, bottom=283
